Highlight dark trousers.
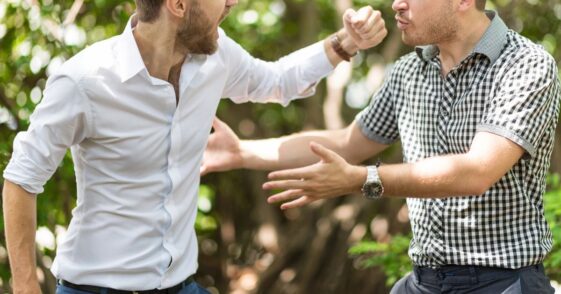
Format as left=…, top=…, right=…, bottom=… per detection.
left=390, top=264, right=555, bottom=294
left=56, top=281, right=210, bottom=294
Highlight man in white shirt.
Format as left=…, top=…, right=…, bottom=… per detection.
left=2, top=0, right=387, bottom=293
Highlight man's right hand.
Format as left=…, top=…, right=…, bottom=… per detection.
left=200, top=118, right=243, bottom=176
left=342, top=6, right=387, bottom=51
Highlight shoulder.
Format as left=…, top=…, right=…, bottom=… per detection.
left=216, top=27, right=241, bottom=54
left=496, top=31, right=557, bottom=74
left=51, top=36, right=119, bottom=84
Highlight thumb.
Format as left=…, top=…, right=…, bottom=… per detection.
left=212, top=117, right=225, bottom=131
left=309, top=142, right=340, bottom=163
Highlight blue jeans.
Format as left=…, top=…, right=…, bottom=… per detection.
left=56, top=282, right=210, bottom=294
left=390, top=264, right=555, bottom=294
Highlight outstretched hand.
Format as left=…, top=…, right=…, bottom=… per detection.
left=263, top=142, right=366, bottom=210
left=200, top=117, right=243, bottom=176
left=343, top=6, right=387, bottom=50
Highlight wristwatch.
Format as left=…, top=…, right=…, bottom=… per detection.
left=361, top=165, right=384, bottom=200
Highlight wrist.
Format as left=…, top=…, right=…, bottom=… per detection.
left=238, top=140, right=251, bottom=169
left=347, top=165, right=367, bottom=194
left=334, top=30, right=359, bottom=59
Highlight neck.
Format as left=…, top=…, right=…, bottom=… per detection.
left=133, top=20, right=187, bottom=81
left=437, top=11, right=491, bottom=76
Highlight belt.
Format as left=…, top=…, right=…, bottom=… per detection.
left=412, top=263, right=545, bottom=285
left=58, top=276, right=195, bottom=294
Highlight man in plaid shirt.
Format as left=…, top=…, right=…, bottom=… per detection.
left=202, top=0, right=560, bottom=292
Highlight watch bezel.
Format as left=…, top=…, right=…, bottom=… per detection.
left=362, top=165, right=384, bottom=200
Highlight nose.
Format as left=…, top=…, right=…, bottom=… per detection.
left=392, top=0, right=407, bottom=12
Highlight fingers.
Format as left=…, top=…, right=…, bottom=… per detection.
left=268, top=167, right=311, bottom=181
left=344, top=6, right=387, bottom=50
left=267, top=189, right=306, bottom=204
left=358, top=20, right=386, bottom=41
left=280, top=196, right=314, bottom=210
left=343, top=9, right=361, bottom=43
left=348, top=6, right=374, bottom=32
left=263, top=179, right=307, bottom=191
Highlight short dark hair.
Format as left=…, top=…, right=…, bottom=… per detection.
left=135, top=0, right=164, bottom=23
left=476, top=0, right=486, bottom=11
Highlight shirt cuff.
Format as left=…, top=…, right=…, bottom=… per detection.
left=476, top=124, right=536, bottom=158
left=3, top=149, right=51, bottom=194
left=355, top=114, right=397, bottom=145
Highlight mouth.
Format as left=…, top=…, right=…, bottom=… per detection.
left=395, top=15, right=410, bottom=30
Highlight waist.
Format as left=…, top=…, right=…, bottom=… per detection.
left=413, top=263, right=546, bottom=285
left=58, top=275, right=195, bottom=294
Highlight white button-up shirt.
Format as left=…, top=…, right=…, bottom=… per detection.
left=3, top=18, right=332, bottom=290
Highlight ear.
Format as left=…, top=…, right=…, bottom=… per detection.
left=458, top=0, right=475, bottom=12
left=164, top=0, right=188, bottom=18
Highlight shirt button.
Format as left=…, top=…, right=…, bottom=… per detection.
left=441, top=110, right=449, bottom=117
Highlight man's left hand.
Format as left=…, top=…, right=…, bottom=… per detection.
left=263, top=142, right=366, bottom=210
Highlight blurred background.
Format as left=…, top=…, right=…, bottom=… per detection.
left=0, top=0, right=560, bottom=293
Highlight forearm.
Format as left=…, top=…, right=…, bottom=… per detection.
left=3, top=180, right=40, bottom=293
left=380, top=154, right=493, bottom=198
left=240, top=129, right=349, bottom=170
left=379, top=132, right=527, bottom=198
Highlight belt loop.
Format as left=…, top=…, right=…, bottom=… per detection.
left=469, top=266, right=477, bottom=284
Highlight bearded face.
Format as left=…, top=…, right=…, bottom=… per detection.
left=174, top=0, right=216, bottom=55
left=397, top=0, right=459, bottom=46
left=175, top=0, right=232, bottom=55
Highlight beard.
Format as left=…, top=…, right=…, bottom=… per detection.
left=175, top=0, right=221, bottom=55
left=400, top=3, right=459, bottom=46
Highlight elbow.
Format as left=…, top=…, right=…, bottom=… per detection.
left=469, top=181, right=492, bottom=196
left=465, top=172, right=498, bottom=196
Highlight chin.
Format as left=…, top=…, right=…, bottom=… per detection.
left=402, top=35, right=427, bottom=47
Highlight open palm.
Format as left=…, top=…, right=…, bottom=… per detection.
left=200, top=118, right=243, bottom=176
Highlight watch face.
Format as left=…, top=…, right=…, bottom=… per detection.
left=363, top=165, right=384, bottom=199
left=365, top=182, right=383, bottom=199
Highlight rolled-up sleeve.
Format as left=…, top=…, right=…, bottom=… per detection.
left=476, top=51, right=560, bottom=158
left=355, top=66, right=400, bottom=145
left=221, top=30, right=334, bottom=106
left=3, top=75, right=92, bottom=194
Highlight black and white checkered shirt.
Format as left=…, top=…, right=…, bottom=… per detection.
left=356, top=12, right=561, bottom=269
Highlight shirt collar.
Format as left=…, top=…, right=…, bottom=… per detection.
left=116, top=15, right=147, bottom=83
left=415, top=11, right=508, bottom=65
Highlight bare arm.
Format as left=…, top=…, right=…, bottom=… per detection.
left=378, top=131, right=525, bottom=197
left=3, top=180, right=40, bottom=294
left=243, top=120, right=388, bottom=170
left=265, top=130, right=525, bottom=209
left=201, top=119, right=388, bottom=175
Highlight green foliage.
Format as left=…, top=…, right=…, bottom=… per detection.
left=349, top=235, right=412, bottom=286
left=544, top=173, right=561, bottom=281
left=0, top=0, right=560, bottom=292
left=196, top=184, right=219, bottom=233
